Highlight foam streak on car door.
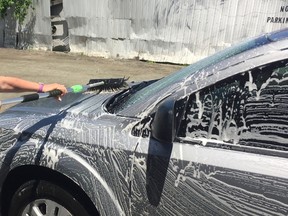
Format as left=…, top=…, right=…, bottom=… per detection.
left=171, top=140, right=288, bottom=215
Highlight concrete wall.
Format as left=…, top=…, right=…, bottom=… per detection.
left=0, top=0, right=51, bottom=50
left=0, top=20, right=4, bottom=47
left=1, top=0, right=287, bottom=64
left=1, top=10, right=17, bottom=48
left=26, top=0, right=52, bottom=50
left=62, top=0, right=288, bottom=64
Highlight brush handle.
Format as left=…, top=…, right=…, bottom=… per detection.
left=21, top=89, right=64, bottom=103
left=21, top=83, right=103, bottom=102
left=0, top=82, right=104, bottom=107
left=21, top=85, right=88, bottom=103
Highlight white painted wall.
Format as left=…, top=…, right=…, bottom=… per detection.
left=62, top=0, right=288, bottom=64
left=28, top=0, right=52, bottom=50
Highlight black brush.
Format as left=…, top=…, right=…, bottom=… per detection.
left=88, top=77, right=129, bottom=92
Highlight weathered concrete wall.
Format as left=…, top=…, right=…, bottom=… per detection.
left=27, top=0, right=52, bottom=50
left=0, top=20, right=4, bottom=47
left=63, top=0, right=288, bottom=64
left=1, top=10, right=17, bottom=48
left=0, top=0, right=51, bottom=50
left=1, top=0, right=287, bottom=64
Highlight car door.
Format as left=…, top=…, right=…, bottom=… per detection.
left=171, top=59, right=288, bottom=215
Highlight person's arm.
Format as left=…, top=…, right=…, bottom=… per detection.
left=0, top=76, right=67, bottom=94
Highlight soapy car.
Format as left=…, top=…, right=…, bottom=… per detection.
left=0, top=28, right=288, bottom=215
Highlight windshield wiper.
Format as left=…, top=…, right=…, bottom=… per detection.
left=105, top=80, right=158, bottom=113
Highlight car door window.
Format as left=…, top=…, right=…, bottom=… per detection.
left=177, top=60, right=288, bottom=151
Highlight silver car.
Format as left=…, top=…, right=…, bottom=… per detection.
left=0, top=28, right=288, bottom=216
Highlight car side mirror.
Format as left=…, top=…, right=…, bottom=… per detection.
left=151, top=99, right=175, bottom=144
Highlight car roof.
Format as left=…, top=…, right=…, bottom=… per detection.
left=182, top=28, right=288, bottom=94
left=266, top=27, right=288, bottom=42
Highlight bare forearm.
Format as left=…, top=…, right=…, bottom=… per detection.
left=0, top=76, right=39, bottom=92
left=0, top=76, right=67, bottom=95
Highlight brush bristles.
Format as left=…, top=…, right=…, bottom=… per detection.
left=88, top=77, right=129, bottom=92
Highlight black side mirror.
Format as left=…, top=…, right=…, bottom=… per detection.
left=151, top=99, right=175, bottom=144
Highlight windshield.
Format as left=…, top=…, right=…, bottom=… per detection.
left=110, top=32, right=281, bottom=115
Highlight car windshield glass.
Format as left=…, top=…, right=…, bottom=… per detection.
left=111, top=34, right=271, bottom=114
